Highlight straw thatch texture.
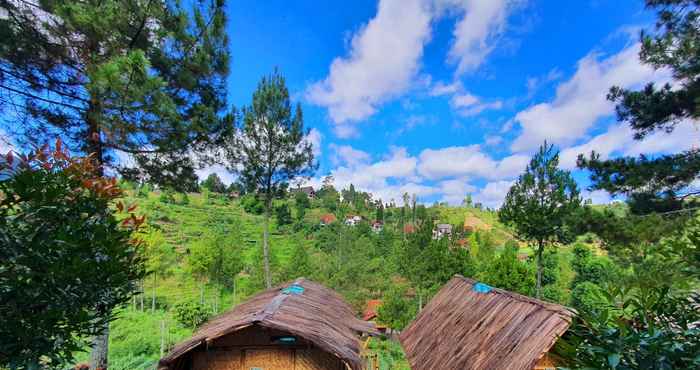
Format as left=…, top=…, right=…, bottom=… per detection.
left=400, top=275, right=574, bottom=370
left=159, top=278, right=376, bottom=370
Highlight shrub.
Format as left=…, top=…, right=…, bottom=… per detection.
left=241, top=194, right=264, bottom=215
left=275, top=203, right=293, bottom=226
left=172, top=301, right=211, bottom=329
left=0, top=141, right=146, bottom=367
left=159, top=188, right=176, bottom=204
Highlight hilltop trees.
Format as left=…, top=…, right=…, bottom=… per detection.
left=578, top=0, right=700, bottom=213
left=201, top=173, right=227, bottom=194
left=500, top=142, right=581, bottom=298
left=225, top=72, right=316, bottom=288
left=0, top=0, right=231, bottom=190
left=0, top=143, right=145, bottom=368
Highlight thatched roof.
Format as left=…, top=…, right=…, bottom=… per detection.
left=159, top=278, right=377, bottom=370
left=400, top=275, right=574, bottom=370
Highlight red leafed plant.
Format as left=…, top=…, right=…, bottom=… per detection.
left=0, top=139, right=147, bottom=368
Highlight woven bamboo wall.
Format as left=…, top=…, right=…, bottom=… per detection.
left=190, top=326, right=346, bottom=370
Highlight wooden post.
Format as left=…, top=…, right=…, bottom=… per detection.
left=160, top=320, right=165, bottom=357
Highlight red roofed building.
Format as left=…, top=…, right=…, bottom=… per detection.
left=320, top=213, right=337, bottom=225
left=403, top=224, right=415, bottom=234
left=363, top=299, right=387, bottom=333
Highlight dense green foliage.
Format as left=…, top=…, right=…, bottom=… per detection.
left=0, top=0, right=231, bottom=190
left=377, top=285, right=417, bottom=331
left=479, top=244, right=535, bottom=296
left=500, top=142, right=581, bottom=297
left=0, top=145, right=145, bottom=368
left=172, top=301, right=211, bottom=330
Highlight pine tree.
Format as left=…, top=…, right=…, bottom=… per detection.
left=201, top=173, right=227, bottom=194
left=577, top=0, right=700, bottom=213
left=499, top=142, right=581, bottom=298
left=0, top=0, right=231, bottom=190
left=225, top=71, right=316, bottom=288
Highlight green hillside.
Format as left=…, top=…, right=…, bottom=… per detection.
left=71, top=185, right=537, bottom=369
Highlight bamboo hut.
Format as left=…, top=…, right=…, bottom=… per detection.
left=159, top=278, right=377, bottom=370
left=399, top=275, right=574, bottom=370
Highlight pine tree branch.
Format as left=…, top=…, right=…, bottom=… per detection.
left=0, top=83, right=85, bottom=111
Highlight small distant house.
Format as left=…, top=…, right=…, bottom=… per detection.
left=400, top=275, right=574, bottom=370
left=371, top=220, right=383, bottom=233
left=518, top=253, right=530, bottom=262
left=363, top=299, right=388, bottom=334
left=227, top=191, right=240, bottom=199
left=291, top=186, right=316, bottom=199
left=432, top=223, right=452, bottom=239
left=463, top=214, right=491, bottom=233
left=159, top=278, right=377, bottom=370
left=320, top=213, right=337, bottom=226
left=345, top=214, right=362, bottom=226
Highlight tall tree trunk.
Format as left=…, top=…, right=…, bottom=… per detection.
left=89, top=322, right=109, bottom=370
left=151, top=272, right=157, bottom=313
left=87, top=96, right=108, bottom=369
left=536, top=240, right=544, bottom=299
left=86, top=97, right=104, bottom=175
left=262, top=199, right=272, bottom=289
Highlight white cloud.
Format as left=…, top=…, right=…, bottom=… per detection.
left=310, top=146, right=428, bottom=204
left=583, top=189, right=613, bottom=205
left=451, top=93, right=480, bottom=108
left=368, top=146, right=418, bottom=179
left=429, top=80, right=463, bottom=96
left=559, top=124, right=632, bottom=169
left=494, top=154, right=529, bottom=178
left=418, top=145, right=494, bottom=179
left=306, top=0, right=433, bottom=129
left=396, top=115, right=434, bottom=136
left=417, top=145, right=526, bottom=180
left=329, top=143, right=371, bottom=167
left=511, top=43, right=664, bottom=152
left=439, top=178, right=477, bottom=205
left=450, top=92, right=503, bottom=117
left=444, top=0, right=512, bottom=75
left=558, top=120, right=699, bottom=170
left=308, top=0, right=518, bottom=135
left=624, top=120, right=700, bottom=156
left=196, top=164, right=236, bottom=186
left=473, top=180, right=514, bottom=208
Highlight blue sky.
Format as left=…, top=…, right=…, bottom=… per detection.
left=3, top=1, right=696, bottom=207
left=208, top=0, right=700, bottom=207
